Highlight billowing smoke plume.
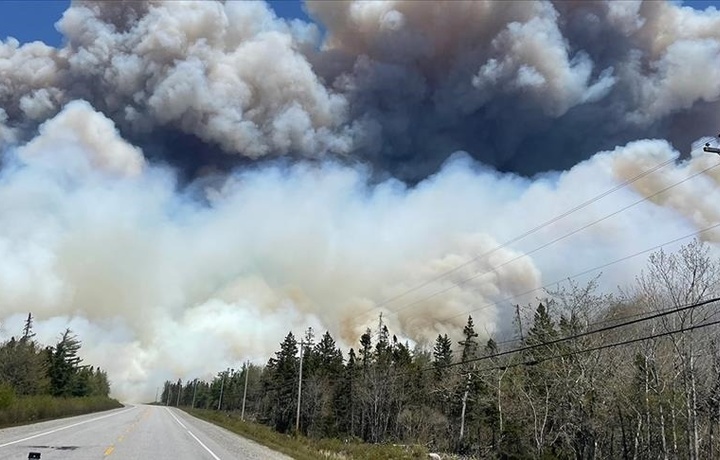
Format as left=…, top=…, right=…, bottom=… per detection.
left=0, top=0, right=719, bottom=401
left=2, top=0, right=719, bottom=178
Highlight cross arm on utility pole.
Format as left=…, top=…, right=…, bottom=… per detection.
left=705, top=134, right=720, bottom=155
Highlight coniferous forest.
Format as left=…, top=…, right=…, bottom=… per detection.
left=0, top=318, right=118, bottom=426
left=163, top=240, right=720, bottom=459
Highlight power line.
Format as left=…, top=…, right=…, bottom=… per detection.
left=439, top=221, right=720, bottom=324
left=476, top=315, right=720, bottom=374
left=258, top=224, right=720, bottom=388
left=378, top=161, right=720, bottom=320
left=194, top=298, right=720, bottom=406
left=423, top=296, right=720, bottom=374
left=351, top=157, right=677, bottom=320
left=494, top=293, right=720, bottom=349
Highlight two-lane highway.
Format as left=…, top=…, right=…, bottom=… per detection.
left=0, top=405, right=291, bottom=459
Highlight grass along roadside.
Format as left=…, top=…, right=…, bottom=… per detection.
left=0, top=394, right=123, bottom=428
left=184, top=408, right=429, bottom=460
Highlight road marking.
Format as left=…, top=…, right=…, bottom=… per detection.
left=165, top=408, right=221, bottom=460
left=103, top=407, right=149, bottom=456
left=0, top=407, right=136, bottom=449
left=166, top=408, right=186, bottom=429
left=187, top=430, right=222, bottom=460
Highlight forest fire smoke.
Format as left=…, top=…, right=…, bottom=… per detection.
left=0, top=0, right=719, bottom=401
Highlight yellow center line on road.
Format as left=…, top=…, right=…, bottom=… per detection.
left=105, top=406, right=149, bottom=456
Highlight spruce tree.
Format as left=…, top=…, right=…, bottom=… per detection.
left=21, top=313, right=35, bottom=342
left=459, top=316, right=479, bottom=365
left=433, top=333, right=454, bottom=379
left=265, top=332, right=299, bottom=433
left=48, top=329, right=82, bottom=397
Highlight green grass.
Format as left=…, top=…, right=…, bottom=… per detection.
left=185, top=409, right=429, bottom=460
left=0, top=395, right=123, bottom=428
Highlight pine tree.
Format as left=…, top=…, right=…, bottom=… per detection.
left=315, top=331, right=343, bottom=377
left=21, top=313, right=35, bottom=342
left=359, top=328, right=373, bottom=370
left=526, top=303, right=558, bottom=361
left=305, top=331, right=344, bottom=437
left=335, top=348, right=359, bottom=437
left=263, top=332, right=299, bottom=433
left=47, top=329, right=83, bottom=397
left=433, top=333, right=453, bottom=379
left=459, top=316, right=479, bottom=365
left=0, top=319, right=48, bottom=395
left=527, top=303, right=556, bottom=344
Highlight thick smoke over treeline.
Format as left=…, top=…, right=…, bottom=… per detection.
left=0, top=0, right=719, bottom=401
left=2, top=0, right=719, bottom=177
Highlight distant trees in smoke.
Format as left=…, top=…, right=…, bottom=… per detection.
left=163, top=240, right=720, bottom=459
left=0, top=317, right=111, bottom=400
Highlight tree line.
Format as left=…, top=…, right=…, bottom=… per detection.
left=0, top=315, right=110, bottom=399
left=163, top=240, right=720, bottom=459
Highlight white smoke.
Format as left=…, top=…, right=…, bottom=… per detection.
left=0, top=0, right=719, bottom=401
left=0, top=107, right=716, bottom=401
left=19, top=100, right=145, bottom=177
left=1, top=1, right=353, bottom=158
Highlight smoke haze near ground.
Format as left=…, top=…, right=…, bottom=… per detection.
left=0, top=0, right=719, bottom=401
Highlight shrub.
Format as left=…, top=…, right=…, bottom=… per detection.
left=0, top=383, right=15, bottom=409
left=0, top=396, right=122, bottom=428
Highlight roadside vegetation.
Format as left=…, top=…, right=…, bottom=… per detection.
left=165, top=240, right=720, bottom=458
left=0, top=318, right=120, bottom=428
left=187, top=408, right=427, bottom=460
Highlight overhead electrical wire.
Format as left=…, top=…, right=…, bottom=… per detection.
left=438, top=220, right=720, bottom=324
left=351, top=157, right=678, bottom=320
left=194, top=157, right=720, bottom=397
left=377, top=160, right=720, bottom=320
left=191, top=296, right=720, bottom=401
left=493, top=298, right=720, bottom=349
left=428, top=296, right=720, bottom=371
left=472, top=316, right=720, bottom=374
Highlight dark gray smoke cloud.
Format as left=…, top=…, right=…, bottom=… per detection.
left=307, top=0, right=720, bottom=177
left=1, top=0, right=719, bottom=180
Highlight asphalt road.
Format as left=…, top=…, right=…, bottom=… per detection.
left=0, top=405, right=292, bottom=460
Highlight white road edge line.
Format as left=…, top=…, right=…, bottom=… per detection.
left=165, top=408, right=221, bottom=460
left=166, top=408, right=186, bottom=429
left=187, top=430, right=222, bottom=460
left=0, top=406, right=136, bottom=448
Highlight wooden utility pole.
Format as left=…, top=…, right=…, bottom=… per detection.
left=241, top=361, right=249, bottom=421
left=217, top=368, right=230, bottom=411
left=296, top=341, right=305, bottom=433
left=515, top=304, right=524, bottom=340
left=459, top=370, right=471, bottom=440
left=191, top=379, right=198, bottom=409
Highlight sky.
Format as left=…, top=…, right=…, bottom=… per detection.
left=2, top=1, right=716, bottom=48
left=0, top=0, right=316, bottom=46
left=1, top=0, right=720, bottom=401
